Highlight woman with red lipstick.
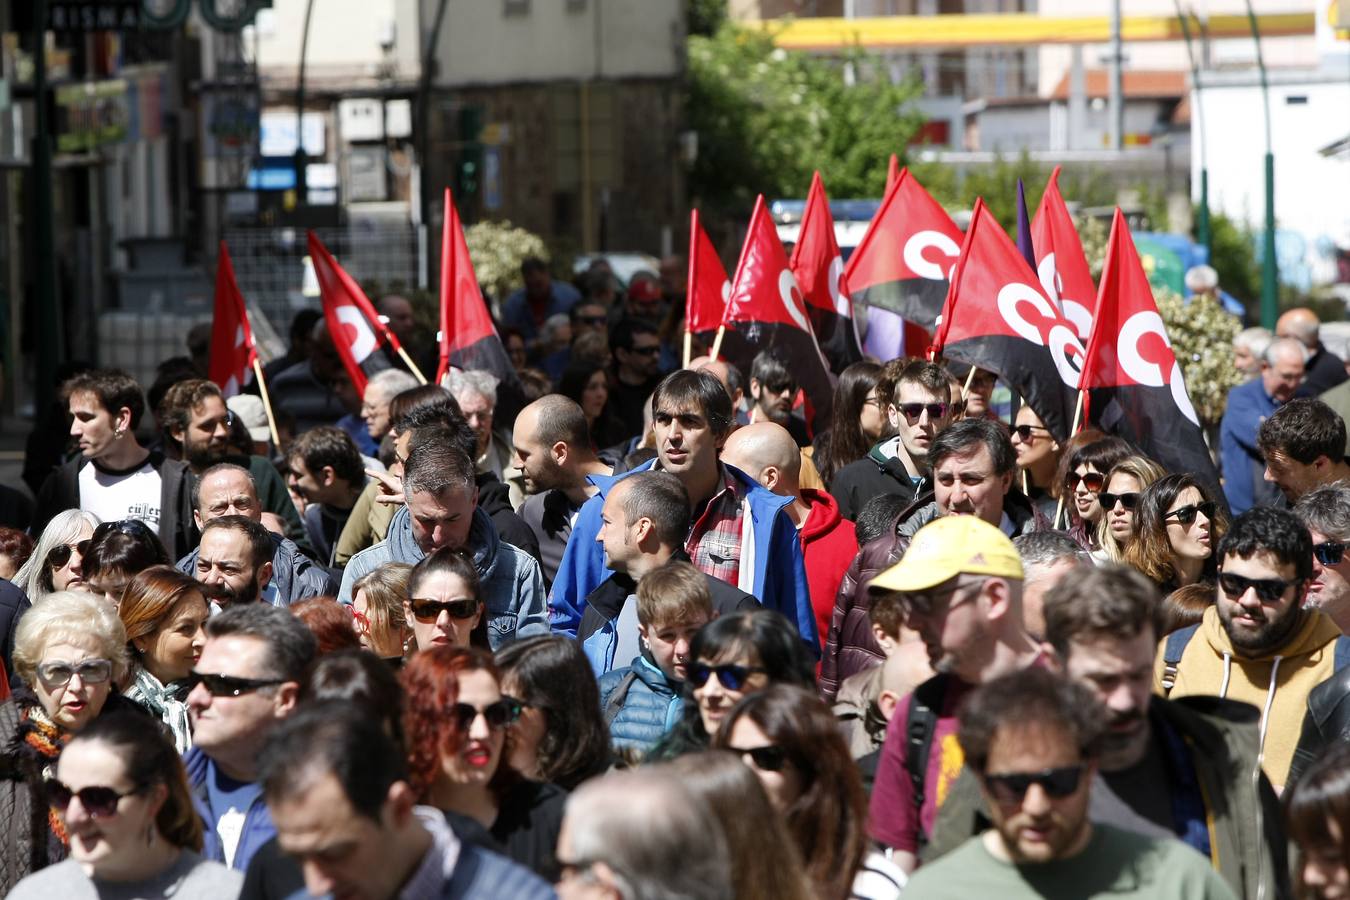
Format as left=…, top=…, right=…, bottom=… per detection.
left=118, top=566, right=209, bottom=754
left=401, top=645, right=567, bottom=881
left=1056, top=436, right=1134, bottom=550
left=1125, top=473, right=1229, bottom=596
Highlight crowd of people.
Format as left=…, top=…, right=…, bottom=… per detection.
left=3, top=257, right=1350, bottom=899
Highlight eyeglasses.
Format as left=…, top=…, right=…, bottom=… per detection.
left=409, top=597, right=480, bottom=622
left=44, top=778, right=142, bottom=819
left=187, top=671, right=288, bottom=697
left=903, top=579, right=979, bottom=620
left=727, top=744, right=789, bottom=772
left=1164, top=501, right=1216, bottom=525
left=1065, top=471, right=1106, bottom=493
left=686, top=663, right=768, bottom=691
left=1315, top=541, right=1348, bottom=567
left=1097, top=491, right=1141, bottom=511
left=630, top=345, right=662, bottom=356
left=898, top=402, right=949, bottom=421
left=46, top=540, right=91, bottom=570
left=984, top=765, right=1085, bottom=806
left=1011, top=424, right=1051, bottom=441
left=1218, top=572, right=1301, bottom=604
left=37, top=659, right=112, bottom=686
left=350, top=607, right=371, bottom=636
left=451, top=698, right=522, bottom=731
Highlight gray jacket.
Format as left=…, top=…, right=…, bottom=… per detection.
left=338, top=506, right=549, bottom=650
left=177, top=533, right=334, bottom=607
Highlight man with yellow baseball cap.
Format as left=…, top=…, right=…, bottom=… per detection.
left=866, top=514, right=1052, bottom=873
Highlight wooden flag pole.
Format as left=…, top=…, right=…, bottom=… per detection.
left=394, top=345, right=429, bottom=385
left=709, top=324, right=727, bottom=361
left=960, top=365, right=977, bottom=401
left=250, top=358, right=283, bottom=448
left=1052, top=390, right=1087, bottom=529
left=682, top=331, right=693, bottom=369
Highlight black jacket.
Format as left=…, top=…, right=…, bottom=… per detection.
left=0, top=581, right=29, bottom=686
left=1291, top=663, right=1350, bottom=785
left=829, top=445, right=925, bottom=521
left=476, top=473, right=541, bottom=564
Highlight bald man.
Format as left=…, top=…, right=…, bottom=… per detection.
left=722, top=423, right=856, bottom=641
left=1278, top=307, right=1348, bottom=397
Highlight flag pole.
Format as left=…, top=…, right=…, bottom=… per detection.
left=1051, top=389, right=1087, bottom=529
left=684, top=210, right=698, bottom=368
left=250, top=358, right=283, bottom=448
left=394, top=346, right=429, bottom=385
left=960, top=365, right=977, bottom=402
left=683, top=331, right=693, bottom=369
left=710, top=324, right=726, bottom=361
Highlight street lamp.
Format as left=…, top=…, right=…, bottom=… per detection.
left=1244, top=0, right=1279, bottom=328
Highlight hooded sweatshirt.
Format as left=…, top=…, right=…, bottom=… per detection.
left=799, top=488, right=857, bottom=642
left=1157, top=603, right=1342, bottom=789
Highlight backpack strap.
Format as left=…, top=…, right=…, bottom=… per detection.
left=602, top=671, right=641, bottom=726
left=904, top=673, right=948, bottom=851
left=1161, top=624, right=1201, bottom=696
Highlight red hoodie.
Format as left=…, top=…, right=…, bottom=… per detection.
left=799, top=488, right=858, bottom=643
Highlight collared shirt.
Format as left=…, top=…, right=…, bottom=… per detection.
left=400, top=806, right=463, bottom=900
left=685, top=465, right=745, bottom=584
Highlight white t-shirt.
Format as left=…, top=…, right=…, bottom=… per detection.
left=79, top=459, right=163, bottom=528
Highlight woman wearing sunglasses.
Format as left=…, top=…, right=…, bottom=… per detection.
left=401, top=645, right=567, bottom=880
left=402, top=547, right=488, bottom=652
left=648, top=609, right=816, bottom=761
left=13, top=509, right=100, bottom=602
left=80, top=519, right=171, bottom=606
left=0, top=591, right=143, bottom=893
left=7, top=712, right=240, bottom=899
left=1125, top=473, right=1229, bottom=596
left=713, top=685, right=905, bottom=900
left=1009, top=406, right=1063, bottom=523
left=118, top=566, right=209, bottom=754
left=1056, top=435, right=1134, bottom=549
left=1094, top=455, right=1168, bottom=564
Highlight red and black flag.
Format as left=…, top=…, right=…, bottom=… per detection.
left=931, top=198, right=1083, bottom=441
left=845, top=166, right=963, bottom=334
left=307, top=231, right=395, bottom=395
left=685, top=209, right=731, bottom=364
left=208, top=241, right=258, bottom=398
left=1082, top=209, right=1221, bottom=500
left=722, top=194, right=834, bottom=433
left=789, top=172, right=863, bottom=371
left=437, top=188, right=521, bottom=391
left=1032, top=166, right=1096, bottom=342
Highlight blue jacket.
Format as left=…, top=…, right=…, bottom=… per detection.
left=547, top=460, right=819, bottom=653
left=338, top=506, right=549, bottom=650
left=599, top=655, right=683, bottom=753
left=185, top=748, right=275, bottom=872
left=1219, top=377, right=1282, bottom=515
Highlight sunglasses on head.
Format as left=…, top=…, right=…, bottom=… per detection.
left=44, top=778, right=141, bottom=819
left=1098, top=491, right=1141, bottom=511
left=1011, top=424, right=1051, bottom=441
left=187, top=671, right=287, bottom=697
left=984, top=765, right=1085, bottom=806
left=451, top=698, right=522, bottom=731
left=1065, top=471, right=1106, bottom=493
left=46, top=540, right=92, bottom=570
left=1315, top=541, right=1348, bottom=567
left=409, top=597, right=480, bottom=622
left=1218, top=572, right=1300, bottom=604
left=37, top=658, right=112, bottom=687
left=898, top=402, right=949, bottom=421
left=1164, top=501, right=1216, bottom=525
left=728, top=744, right=789, bottom=772
left=686, top=663, right=767, bottom=691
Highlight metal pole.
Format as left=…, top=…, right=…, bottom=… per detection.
left=1175, top=3, right=1210, bottom=256
left=418, top=0, right=453, bottom=287
left=1109, top=0, right=1124, bottom=151
left=295, top=0, right=317, bottom=206
left=32, top=0, right=60, bottom=411
left=1244, top=0, right=1278, bottom=327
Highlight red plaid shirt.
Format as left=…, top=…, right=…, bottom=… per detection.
left=685, top=465, right=746, bottom=584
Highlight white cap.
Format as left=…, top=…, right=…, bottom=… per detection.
left=226, top=394, right=270, bottom=443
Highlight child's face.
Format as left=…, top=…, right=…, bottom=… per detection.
left=640, top=615, right=711, bottom=683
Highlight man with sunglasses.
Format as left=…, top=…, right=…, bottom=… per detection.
left=903, top=668, right=1235, bottom=899
left=185, top=603, right=318, bottom=872
left=1158, top=506, right=1348, bottom=791
left=747, top=350, right=809, bottom=446
left=1220, top=336, right=1307, bottom=515
left=1296, top=484, right=1350, bottom=636
left=610, top=319, right=666, bottom=429
left=1257, top=398, right=1350, bottom=506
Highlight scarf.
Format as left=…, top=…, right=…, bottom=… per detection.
left=124, top=667, right=193, bottom=754
left=17, top=700, right=69, bottom=851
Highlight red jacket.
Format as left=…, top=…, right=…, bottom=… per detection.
left=800, top=489, right=857, bottom=644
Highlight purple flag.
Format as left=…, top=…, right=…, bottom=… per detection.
left=1015, top=178, right=1036, bottom=271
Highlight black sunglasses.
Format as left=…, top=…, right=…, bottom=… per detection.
left=898, top=402, right=949, bottom=421
left=728, top=744, right=789, bottom=772
left=1011, top=424, right=1051, bottom=441
left=1164, top=501, right=1216, bottom=525
left=1315, top=541, right=1348, bottom=567
left=409, top=597, right=480, bottom=622
left=451, top=698, right=522, bottom=732
left=1098, top=491, right=1141, bottom=511
left=630, top=345, right=662, bottom=356
left=46, top=540, right=92, bottom=570
left=686, top=663, right=767, bottom=691
left=45, top=778, right=142, bottom=819
left=1065, top=471, right=1106, bottom=493
left=187, top=671, right=287, bottom=697
left=984, top=765, right=1085, bottom=805
left=1218, top=572, right=1301, bottom=604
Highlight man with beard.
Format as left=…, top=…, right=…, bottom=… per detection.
left=193, top=515, right=278, bottom=609
left=926, top=564, right=1289, bottom=900
left=902, top=669, right=1235, bottom=899
left=1159, top=505, right=1345, bottom=791
left=747, top=351, right=809, bottom=446
left=866, top=516, right=1049, bottom=872
left=161, top=378, right=305, bottom=551
left=1296, top=484, right=1350, bottom=636
left=511, top=395, right=612, bottom=585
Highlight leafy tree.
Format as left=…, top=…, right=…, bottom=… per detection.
left=1207, top=209, right=1260, bottom=314
left=688, top=0, right=727, bottom=37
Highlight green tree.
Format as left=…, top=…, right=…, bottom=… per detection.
left=1207, top=210, right=1260, bottom=315
left=688, top=0, right=727, bottom=37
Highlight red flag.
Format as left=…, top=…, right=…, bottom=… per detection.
left=307, top=231, right=396, bottom=395
left=437, top=189, right=519, bottom=388
left=789, top=172, right=863, bottom=371
left=721, top=195, right=834, bottom=433
left=846, top=167, right=963, bottom=335
left=932, top=198, right=1083, bottom=441
left=1081, top=209, right=1221, bottom=501
left=686, top=209, right=730, bottom=342
left=208, top=241, right=258, bottom=398
left=1032, top=166, right=1097, bottom=342
left=885, top=153, right=900, bottom=193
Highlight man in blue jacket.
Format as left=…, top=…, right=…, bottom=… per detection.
left=1220, top=336, right=1306, bottom=515
left=550, top=368, right=818, bottom=653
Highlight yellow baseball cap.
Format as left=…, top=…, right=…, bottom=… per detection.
left=868, top=515, right=1024, bottom=594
